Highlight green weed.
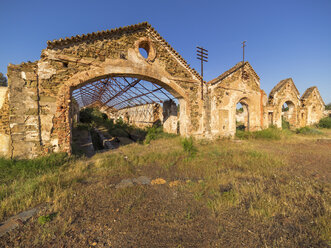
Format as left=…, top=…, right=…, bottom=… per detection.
left=38, top=213, right=57, bottom=225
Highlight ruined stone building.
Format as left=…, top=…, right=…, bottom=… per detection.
left=0, top=22, right=327, bottom=159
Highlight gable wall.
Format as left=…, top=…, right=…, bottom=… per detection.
left=5, top=27, right=204, bottom=158
left=209, top=64, right=263, bottom=137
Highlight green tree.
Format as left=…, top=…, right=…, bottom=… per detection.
left=325, top=103, right=331, bottom=110
left=0, top=72, right=7, bottom=87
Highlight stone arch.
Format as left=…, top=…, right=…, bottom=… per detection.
left=53, top=68, right=191, bottom=153
left=268, top=78, right=300, bottom=128
left=235, top=97, right=251, bottom=131
left=280, top=100, right=298, bottom=129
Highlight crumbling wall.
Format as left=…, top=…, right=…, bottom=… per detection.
left=108, top=103, right=162, bottom=128
left=7, top=62, right=41, bottom=158
left=209, top=62, right=263, bottom=137
left=300, top=87, right=325, bottom=126
left=0, top=87, right=10, bottom=157
left=267, top=78, right=301, bottom=129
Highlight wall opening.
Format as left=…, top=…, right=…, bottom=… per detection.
left=236, top=100, right=249, bottom=131
left=281, top=101, right=295, bottom=129
left=69, top=75, right=184, bottom=156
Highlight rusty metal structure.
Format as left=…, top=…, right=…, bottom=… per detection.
left=72, top=76, right=175, bottom=110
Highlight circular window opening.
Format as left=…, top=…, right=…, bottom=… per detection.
left=138, top=41, right=150, bottom=59
left=139, top=47, right=148, bottom=58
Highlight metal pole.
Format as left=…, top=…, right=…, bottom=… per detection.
left=242, top=41, right=246, bottom=63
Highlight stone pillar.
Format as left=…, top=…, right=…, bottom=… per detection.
left=7, top=63, right=42, bottom=159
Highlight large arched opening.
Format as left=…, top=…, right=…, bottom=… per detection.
left=53, top=70, right=191, bottom=155
left=281, top=100, right=297, bottom=129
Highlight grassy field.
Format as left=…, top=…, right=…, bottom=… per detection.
left=0, top=128, right=330, bottom=247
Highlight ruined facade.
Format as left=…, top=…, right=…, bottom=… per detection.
left=107, top=103, right=162, bottom=129
left=0, top=22, right=327, bottom=158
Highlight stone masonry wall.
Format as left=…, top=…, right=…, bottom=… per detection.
left=7, top=62, right=41, bottom=158
left=108, top=103, right=162, bottom=128
left=0, top=87, right=10, bottom=157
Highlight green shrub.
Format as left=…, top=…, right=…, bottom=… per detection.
left=144, top=126, right=163, bottom=144
left=282, top=118, right=290, bottom=130
left=38, top=213, right=57, bottom=225
left=296, top=127, right=323, bottom=135
left=318, top=117, right=331, bottom=129
left=181, top=137, right=197, bottom=158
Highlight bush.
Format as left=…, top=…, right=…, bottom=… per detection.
left=296, top=127, right=323, bottom=135
left=144, top=126, right=163, bottom=144
left=318, top=117, right=331, bottom=129
left=282, top=118, right=290, bottom=129
left=181, top=137, right=197, bottom=158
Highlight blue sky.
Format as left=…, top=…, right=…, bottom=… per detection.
left=1, top=0, right=330, bottom=103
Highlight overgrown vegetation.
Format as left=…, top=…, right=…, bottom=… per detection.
left=0, top=153, right=73, bottom=221
left=236, top=127, right=284, bottom=140
left=0, top=153, right=71, bottom=185
left=318, top=117, right=331, bottom=129
left=144, top=125, right=176, bottom=144
left=281, top=117, right=290, bottom=129
left=181, top=137, right=197, bottom=158
left=77, top=107, right=147, bottom=141
left=296, top=126, right=323, bottom=135
left=325, top=103, right=331, bottom=110
left=1, top=129, right=331, bottom=246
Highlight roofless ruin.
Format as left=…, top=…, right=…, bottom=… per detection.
left=0, top=22, right=327, bottom=158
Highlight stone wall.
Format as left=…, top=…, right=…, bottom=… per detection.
left=108, top=103, right=162, bottom=128
left=267, top=78, right=301, bottom=129
left=7, top=62, right=42, bottom=158
left=0, top=87, right=10, bottom=157
left=208, top=62, right=264, bottom=137
left=300, top=87, right=325, bottom=126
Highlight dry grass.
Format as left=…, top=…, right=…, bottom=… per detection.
left=1, top=131, right=330, bottom=247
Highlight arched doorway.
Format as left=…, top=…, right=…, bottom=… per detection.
left=281, top=100, right=296, bottom=129
left=235, top=97, right=250, bottom=132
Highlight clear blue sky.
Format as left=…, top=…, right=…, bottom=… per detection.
left=1, top=0, right=330, bottom=103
